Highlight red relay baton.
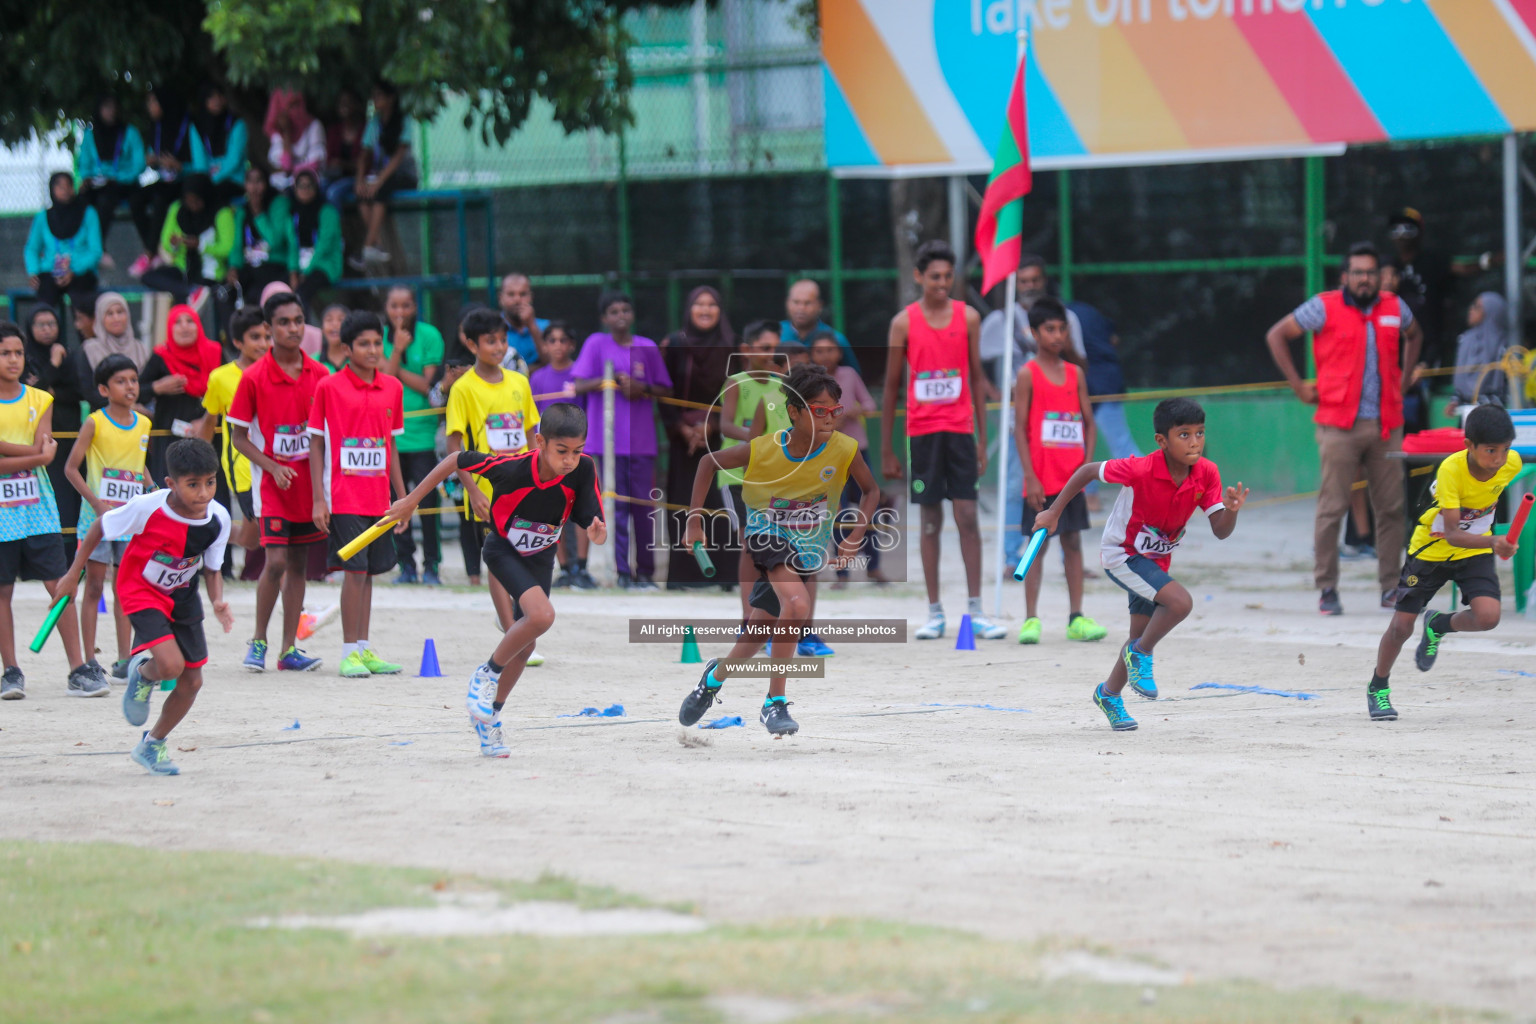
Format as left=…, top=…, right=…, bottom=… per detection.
left=1503, top=493, right=1533, bottom=560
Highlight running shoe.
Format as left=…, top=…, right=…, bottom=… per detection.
left=86, top=659, right=108, bottom=683
left=422, top=568, right=442, bottom=587
left=1017, top=618, right=1042, bottom=645
left=572, top=568, right=598, bottom=590
left=1066, top=616, right=1109, bottom=642
left=1415, top=613, right=1447, bottom=673
left=393, top=566, right=419, bottom=585
left=127, top=253, right=152, bottom=279
left=679, top=659, right=723, bottom=727
left=970, top=616, right=1008, bottom=640
left=796, top=634, right=834, bottom=657
left=475, top=718, right=510, bottom=758
left=760, top=697, right=799, bottom=736
left=525, top=651, right=545, bottom=667
left=131, top=733, right=180, bottom=775
left=1319, top=588, right=1343, bottom=616
left=1094, top=683, right=1138, bottom=731
left=1368, top=686, right=1398, bottom=721
left=633, top=575, right=660, bottom=592
left=358, top=648, right=403, bottom=675
left=122, top=652, right=154, bottom=727
left=1123, top=641, right=1157, bottom=700
left=914, top=612, right=945, bottom=640
left=1, top=666, right=24, bottom=700
left=243, top=639, right=268, bottom=672
left=465, top=663, right=499, bottom=724
left=68, top=664, right=110, bottom=698
left=617, top=574, right=634, bottom=590
left=111, top=659, right=129, bottom=680
left=277, top=647, right=322, bottom=672
left=339, top=652, right=372, bottom=678
left=553, top=570, right=573, bottom=589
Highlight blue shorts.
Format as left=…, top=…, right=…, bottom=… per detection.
left=1105, top=554, right=1174, bottom=617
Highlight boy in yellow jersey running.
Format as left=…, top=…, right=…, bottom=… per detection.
left=445, top=308, right=542, bottom=653
left=198, top=308, right=270, bottom=578
left=1369, top=405, right=1523, bottom=722
left=681, top=364, right=879, bottom=735
left=64, top=353, right=149, bottom=681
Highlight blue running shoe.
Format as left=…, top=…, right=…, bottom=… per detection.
left=1094, top=683, right=1138, bottom=731
left=422, top=568, right=442, bottom=586
left=243, top=639, right=268, bottom=673
left=122, top=652, right=154, bottom=727
left=131, top=732, right=180, bottom=775
left=465, top=663, right=499, bottom=725
left=393, top=565, right=419, bottom=585
left=1123, top=641, right=1157, bottom=699
left=475, top=718, right=510, bottom=758
left=277, top=646, right=322, bottom=672
left=796, top=634, right=834, bottom=657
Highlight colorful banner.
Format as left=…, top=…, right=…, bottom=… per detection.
left=822, top=0, right=1536, bottom=172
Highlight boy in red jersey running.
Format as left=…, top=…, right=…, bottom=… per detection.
left=881, top=240, right=1004, bottom=642
left=1034, top=398, right=1248, bottom=731
left=1014, top=297, right=1106, bottom=645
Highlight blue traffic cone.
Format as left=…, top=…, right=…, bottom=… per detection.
left=97, top=595, right=107, bottom=614
left=680, top=624, right=702, bottom=664
left=418, top=638, right=443, bottom=677
left=954, top=614, right=976, bottom=651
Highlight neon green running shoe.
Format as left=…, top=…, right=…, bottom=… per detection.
left=358, top=648, right=403, bottom=675
left=1066, top=615, right=1108, bottom=642
left=1017, top=617, right=1042, bottom=645
left=339, top=652, right=372, bottom=678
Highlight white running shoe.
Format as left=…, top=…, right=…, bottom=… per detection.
left=969, top=615, right=1008, bottom=640
left=525, top=651, right=544, bottom=667
left=914, top=613, right=945, bottom=640
left=475, top=718, right=510, bottom=758
left=465, top=663, right=498, bottom=724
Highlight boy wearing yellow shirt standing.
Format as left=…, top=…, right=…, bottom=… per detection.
left=199, top=308, right=271, bottom=578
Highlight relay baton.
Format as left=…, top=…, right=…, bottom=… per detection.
left=692, top=541, right=717, bottom=578
left=1012, top=528, right=1049, bottom=582
left=29, top=570, right=84, bottom=653
left=336, top=517, right=394, bottom=563
left=1502, top=493, right=1534, bottom=560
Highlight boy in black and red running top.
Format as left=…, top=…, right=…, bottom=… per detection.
left=1034, top=399, right=1248, bottom=732
left=54, top=438, right=233, bottom=775
left=383, top=402, right=606, bottom=757
left=228, top=291, right=329, bottom=673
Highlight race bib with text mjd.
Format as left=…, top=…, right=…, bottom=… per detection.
left=273, top=424, right=310, bottom=461
left=485, top=413, right=526, bottom=453
left=339, top=437, right=387, bottom=476
left=1134, top=524, right=1185, bottom=557
left=914, top=369, right=962, bottom=404
left=505, top=516, right=562, bottom=553
left=0, top=471, right=41, bottom=507
left=1041, top=412, right=1084, bottom=448
left=99, top=468, right=142, bottom=505
left=142, top=551, right=201, bottom=592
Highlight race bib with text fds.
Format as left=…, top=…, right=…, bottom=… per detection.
left=913, top=369, right=962, bottom=404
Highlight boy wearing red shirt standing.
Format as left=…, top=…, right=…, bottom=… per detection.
left=308, top=310, right=409, bottom=678
left=229, top=291, right=328, bottom=672
left=1014, top=297, right=1106, bottom=645
left=1035, top=398, right=1248, bottom=732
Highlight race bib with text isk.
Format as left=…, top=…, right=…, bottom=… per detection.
left=142, top=551, right=201, bottom=593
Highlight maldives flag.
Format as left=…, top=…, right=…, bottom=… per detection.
left=975, top=58, right=1032, bottom=294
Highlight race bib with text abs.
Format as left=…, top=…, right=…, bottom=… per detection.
left=142, top=551, right=201, bottom=593
left=340, top=437, right=387, bottom=476
left=1134, top=524, right=1185, bottom=558
left=99, top=468, right=142, bottom=505
left=913, top=369, right=963, bottom=404
left=0, top=471, right=41, bottom=507
left=1040, top=412, right=1084, bottom=448
left=485, top=413, right=526, bottom=453
left=505, top=516, right=562, bottom=553
left=272, top=424, right=310, bottom=462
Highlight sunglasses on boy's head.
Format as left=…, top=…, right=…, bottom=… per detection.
left=807, top=403, right=844, bottom=419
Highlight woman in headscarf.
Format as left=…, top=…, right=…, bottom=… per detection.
left=287, top=170, right=342, bottom=309
left=141, top=304, right=224, bottom=484
left=129, top=88, right=195, bottom=279
left=24, top=172, right=102, bottom=334
left=660, top=285, right=738, bottom=589
left=1449, top=292, right=1511, bottom=413
left=25, top=306, right=87, bottom=556
left=72, top=291, right=151, bottom=422
left=141, top=174, right=235, bottom=307
left=265, top=89, right=326, bottom=192
left=259, top=280, right=323, bottom=359
left=227, top=165, right=291, bottom=298
left=189, top=83, right=248, bottom=209
left=76, top=95, right=145, bottom=250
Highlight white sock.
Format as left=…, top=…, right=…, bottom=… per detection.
left=967, top=596, right=983, bottom=617
left=342, top=642, right=357, bottom=660
left=357, top=638, right=372, bottom=651
left=929, top=602, right=943, bottom=618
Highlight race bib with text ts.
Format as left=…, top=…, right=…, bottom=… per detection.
left=485, top=413, right=526, bottom=453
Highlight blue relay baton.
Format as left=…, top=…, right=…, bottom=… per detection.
left=1012, top=528, right=1049, bottom=582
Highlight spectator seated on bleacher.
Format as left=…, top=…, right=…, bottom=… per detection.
left=228, top=166, right=291, bottom=300
left=189, top=84, right=248, bottom=210
left=141, top=174, right=234, bottom=310
left=288, top=171, right=342, bottom=309
left=345, top=81, right=418, bottom=270
left=129, top=89, right=196, bottom=280
left=76, top=95, right=146, bottom=261
left=25, top=172, right=103, bottom=329
left=323, top=88, right=366, bottom=205
left=266, top=89, right=326, bottom=193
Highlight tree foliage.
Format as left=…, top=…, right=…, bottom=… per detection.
left=0, top=0, right=698, bottom=147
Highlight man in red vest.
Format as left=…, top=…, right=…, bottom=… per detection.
left=1266, top=242, right=1422, bottom=615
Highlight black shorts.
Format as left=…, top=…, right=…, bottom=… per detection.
left=235, top=489, right=255, bottom=520
left=745, top=530, right=820, bottom=575
left=127, top=588, right=208, bottom=668
left=0, top=533, right=69, bottom=585
left=748, top=570, right=818, bottom=618
left=1023, top=491, right=1089, bottom=536
left=482, top=534, right=555, bottom=622
left=327, top=513, right=400, bottom=575
left=908, top=431, right=978, bottom=505
left=260, top=516, right=326, bottom=548
left=1393, top=554, right=1501, bottom=615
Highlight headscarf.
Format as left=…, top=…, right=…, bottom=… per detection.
left=175, top=174, right=217, bottom=236
left=23, top=306, right=61, bottom=387
left=264, top=89, right=315, bottom=145
left=83, top=292, right=150, bottom=371
left=679, top=285, right=735, bottom=349
left=291, top=170, right=324, bottom=246
left=261, top=280, right=323, bottom=358
left=45, top=171, right=88, bottom=239
left=1454, top=292, right=1510, bottom=403
left=156, top=305, right=224, bottom=398
left=147, top=89, right=192, bottom=160
left=663, top=285, right=735, bottom=421
left=91, top=97, right=124, bottom=164
left=194, top=85, right=233, bottom=157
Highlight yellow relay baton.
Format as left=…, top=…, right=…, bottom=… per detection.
left=336, top=518, right=395, bottom=563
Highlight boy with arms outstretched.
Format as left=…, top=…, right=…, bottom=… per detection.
left=54, top=438, right=233, bottom=775
left=383, top=403, right=605, bottom=757
left=1369, top=405, right=1522, bottom=721
left=680, top=364, right=880, bottom=736
left=1034, top=399, right=1248, bottom=732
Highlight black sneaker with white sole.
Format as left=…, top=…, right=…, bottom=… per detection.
left=1319, top=588, right=1343, bottom=615
left=67, top=664, right=110, bottom=697
left=1368, top=686, right=1398, bottom=721
left=0, top=665, right=23, bottom=700
left=760, top=698, right=798, bottom=736
left=679, top=659, right=722, bottom=726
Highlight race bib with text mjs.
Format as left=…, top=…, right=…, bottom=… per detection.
left=762, top=494, right=830, bottom=533
left=913, top=369, right=963, bottom=404
left=272, top=424, right=310, bottom=462
left=142, top=551, right=201, bottom=593
left=485, top=413, right=526, bottom=453
left=1040, top=412, right=1084, bottom=448
left=0, top=471, right=41, bottom=507
left=1134, top=524, right=1185, bottom=558
left=505, top=516, right=562, bottom=554
left=99, top=468, right=142, bottom=505
left=339, top=437, right=387, bottom=477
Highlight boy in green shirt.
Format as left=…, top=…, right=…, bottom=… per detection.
left=382, top=286, right=444, bottom=585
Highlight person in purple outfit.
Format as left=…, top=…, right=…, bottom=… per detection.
left=571, top=292, right=673, bottom=589
left=529, top=321, right=577, bottom=414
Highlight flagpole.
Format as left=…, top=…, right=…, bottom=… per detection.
left=992, top=27, right=1028, bottom=619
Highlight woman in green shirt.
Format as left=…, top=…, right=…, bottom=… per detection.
left=383, top=285, right=444, bottom=584
left=141, top=174, right=235, bottom=306
left=227, top=166, right=291, bottom=299
left=288, top=171, right=343, bottom=310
